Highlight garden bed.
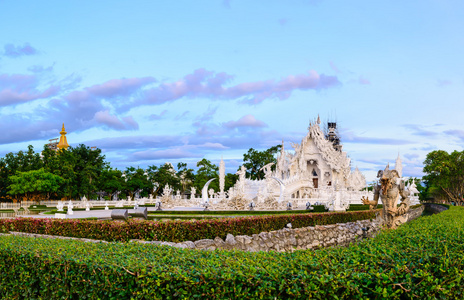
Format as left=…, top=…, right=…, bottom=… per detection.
left=0, top=209, right=377, bottom=242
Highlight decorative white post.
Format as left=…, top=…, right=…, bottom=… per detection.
left=219, top=157, right=225, bottom=198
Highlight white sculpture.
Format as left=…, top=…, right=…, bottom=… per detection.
left=219, top=157, right=225, bottom=195
left=408, top=179, right=421, bottom=205
left=208, top=188, right=214, bottom=199
left=190, top=187, right=196, bottom=199
left=67, top=200, right=73, bottom=215
left=236, top=166, right=247, bottom=193
left=56, top=201, right=64, bottom=212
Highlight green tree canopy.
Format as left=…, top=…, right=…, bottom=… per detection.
left=147, top=163, right=180, bottom=196
left=423, top=150, right=464, bottom=205
left=241, top=145, right=281, bottom=180
left=194, top=159, right=219, bottom=192
left=8, top=168, right=65, bottom=201
left=98, top=168, right=124, bottom=199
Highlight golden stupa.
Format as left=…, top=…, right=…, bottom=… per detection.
left=57, top=123, right=69, bottom=150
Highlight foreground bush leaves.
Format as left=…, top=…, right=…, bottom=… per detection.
left=0, top=205, right=462, bottom=299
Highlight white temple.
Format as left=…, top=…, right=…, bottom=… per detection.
left=119, top=116, right=419, bottom=211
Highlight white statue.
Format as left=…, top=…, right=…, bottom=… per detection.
left=190, top=187, right=196, bottom=199
left=260, top=162, right=274, bottom=179
left=67, top=200, right=73, bottom=215
left=162, top=184, right=172, bottom=197
left=236, top=166, right=247, bottom=193
left=56, top=201, right=64, bottom=212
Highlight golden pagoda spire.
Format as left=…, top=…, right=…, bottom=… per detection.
left=57, top=123, right=69, bottom=150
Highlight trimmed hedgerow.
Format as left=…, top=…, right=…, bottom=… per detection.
left=0, top=205, right=461, bottom=299
left=0, top=210, right=376, bottom=242
left=146, top=206, right=328, bottom=215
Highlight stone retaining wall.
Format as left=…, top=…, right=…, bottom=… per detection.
left=407, top=205, right=425, bottom=221
left=424, top=203, right=448, bottom=214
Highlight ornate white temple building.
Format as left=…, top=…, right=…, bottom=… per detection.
left=229, top=116, right=368, bottom=210
left=274, top=116, right=366, bottom=196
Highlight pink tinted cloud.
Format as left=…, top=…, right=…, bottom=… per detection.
left=0, top=85, right=59, bottom=106
left=359, top=76, right=371, bottom=85
left=437, top=79, right=452, bottom=87
left=149, top=110, right=168, bottom=120
left=93, top=110, right=139, bottom=130
left=223, top=114, right=268, bottom=128
left=0, top=73, right=60, bottom=106
left=3, top=43, right=38, bottom=57
left=140, top=69, right=339, bottom=106
left=87, top=77, right=155, bottom=98
left=130, top=148, right=202, bottom=161
left=47, top=76, right=156, bottom=132
left=329, top=61, right=340, bottom=73
left=278, top=18, right=288, bottom=26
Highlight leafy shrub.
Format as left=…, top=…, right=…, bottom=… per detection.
left=0, top=206, right=460, bottom=299
left=0, top=209, right=376, bottom=242
left=146, top=206, right=328, bottom=215
left=347, top=204, right=384, bottom=211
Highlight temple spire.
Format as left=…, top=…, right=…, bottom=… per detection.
left=57, top=123, right=69, bottom=150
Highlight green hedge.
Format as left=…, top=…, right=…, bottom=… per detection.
left=0, top=210, right=376, bottom=243
left=0, top=206, right=461, bottom=298
left=147, top=206, right=328, bottom=215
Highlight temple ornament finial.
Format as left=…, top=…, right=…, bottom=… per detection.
left=57, top=123, right=69, bottom=150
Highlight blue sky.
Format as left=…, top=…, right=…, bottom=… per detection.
left=0, top=0, right=463, bottom=181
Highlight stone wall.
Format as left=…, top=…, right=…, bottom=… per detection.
left=133, top=218, right=381, bottom=252
left=407, top=205, right=425, bottom=221
left=424, top=203, right=448, bottom=214
left=133, top=205, right=425, bottom=252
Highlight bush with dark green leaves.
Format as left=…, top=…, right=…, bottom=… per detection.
left=146, top=206, right=328, bottom=215
left=0, top=205, right=461, bottom=299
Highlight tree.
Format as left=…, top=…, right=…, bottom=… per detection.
left=177, top=162, right=195, bottom=194
left=423, top=150, right=464, bottom=205
left=194, top=159, right=219, bottom=192
left=69, top=145, right=107, bottom=199
left=122, top=167, right=152, bottom=198
left=0, top=145, right=44, bottom=201
left=148, top=163, right=181, bottom=196
left=8, top=168, right=65, bottom=202
left=241, top=145, right=281, bottom=180
left=224, top=173, right=238, bottom=192
left=98, top=168, right=124, bottom=200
